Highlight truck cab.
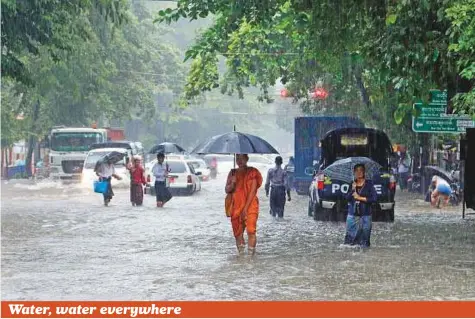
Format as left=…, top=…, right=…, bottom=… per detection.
left=308, top=128, right=397, bottom=222
left=48, top=127, right=107, bottom=180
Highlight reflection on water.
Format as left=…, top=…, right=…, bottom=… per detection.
left=1, top=175, right=474, bottom=300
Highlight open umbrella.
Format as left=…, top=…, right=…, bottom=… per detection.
left=423, top=166, right=454, bottom=184
left=192, top=127, right=279, bottom=174
left=149, top=142, right=185, bottom=154
left=192, top=131, right=279, bottom=155
left=95, top=151, right=128, bottom=170
left=323, top=157, right=383, bottom=183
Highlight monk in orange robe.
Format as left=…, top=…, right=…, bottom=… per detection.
left=225, top=154, right=263, bottom=256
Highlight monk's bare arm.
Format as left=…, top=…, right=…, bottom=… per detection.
left=243, top=179, right=258, bottom=211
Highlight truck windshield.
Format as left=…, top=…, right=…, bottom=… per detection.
left=51, top=133, right=104, bottom=152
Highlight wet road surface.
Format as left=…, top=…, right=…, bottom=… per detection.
left=1, top=174, right=474, bottom=300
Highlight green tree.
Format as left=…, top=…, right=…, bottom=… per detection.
left=1, top=0, right=129, bottom=86
left=156, top=0, right=474, bottom=141
left=2, top=1, right=188, bottom=172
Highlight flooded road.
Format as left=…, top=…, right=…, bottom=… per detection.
left=2, top=174, right=474, bottom=301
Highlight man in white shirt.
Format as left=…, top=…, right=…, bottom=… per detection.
left=151, top=153, right=172, bottom=207
left=95, top=156, right=122, bottom=206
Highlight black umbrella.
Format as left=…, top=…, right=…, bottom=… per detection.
left=323, top=157, right=383, bottom=183
left=424, top=166, right=454, bottom=183
left=96, top=150, right=128, bottom=166
left=192, top=131, right=279, bottom=155
left=149, top=142, right=185, bottom=154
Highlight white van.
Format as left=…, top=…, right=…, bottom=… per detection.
left=145, top=157, right=202, bottom=196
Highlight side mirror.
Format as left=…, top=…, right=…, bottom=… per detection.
left=195, top=171, right=202, bottom=176
left=304, top=167, right=314, bottom=176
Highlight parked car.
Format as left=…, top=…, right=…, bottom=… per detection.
left=145, top=158, right=202, bottom=196
left=308, top=127, right=397, bottom=222
left=186, top=158, right=211, bottom=181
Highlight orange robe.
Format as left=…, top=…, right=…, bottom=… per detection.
left=228, top=167, right=263, bottom=237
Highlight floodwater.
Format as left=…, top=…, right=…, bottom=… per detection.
left=1, top=172, right=474, bottom=301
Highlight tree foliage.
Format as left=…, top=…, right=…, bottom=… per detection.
left=156, top=0, right=475, bottom=128
left=1, top=1, right=188, bottom=172
left=1, top=0, right=130, bottom=85
left=2, top=2, right=186, bottom=137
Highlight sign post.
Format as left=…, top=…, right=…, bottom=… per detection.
left=412, top=90, right=475, bottom=134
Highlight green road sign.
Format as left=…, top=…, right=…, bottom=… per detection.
left=412, top=116, right=475, bottom=133
left=413, top=102, right=447, bottom=118
left=430, top=89, right=448, bottom=104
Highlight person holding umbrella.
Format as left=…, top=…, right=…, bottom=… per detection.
left=94, top=156, right=123, bottom=206
left=151, top=152, right=173, bottom=208
left=225, top=154, right=263, bottom=256
left=265, top=156, right=291, bottom=219
left=344, top=163, right=378, bottom=248
left=193, top=129, right=278, bottom=255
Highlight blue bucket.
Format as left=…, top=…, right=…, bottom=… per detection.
left=94, top=180, right=109, bottom=194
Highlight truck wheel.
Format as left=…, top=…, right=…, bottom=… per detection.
left=384, top=208, right=395, bottom=222
left=308, top=199, right=313, bottom=217
left=313, top=204, right=332, bottom=221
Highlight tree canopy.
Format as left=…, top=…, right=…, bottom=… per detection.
left=156, top=0, right=474, bottom=123
left=1, top=1, right=186, bottom=150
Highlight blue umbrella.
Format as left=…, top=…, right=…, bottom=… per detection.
left=323, top=157, right=383, bottom=183
left=192, top=131, right=279, bottom=155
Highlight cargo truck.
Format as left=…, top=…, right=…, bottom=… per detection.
left=293, top=116, right=365, bottom=195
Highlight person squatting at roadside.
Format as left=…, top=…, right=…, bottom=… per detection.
left=430, top=175, right=452, bottom=208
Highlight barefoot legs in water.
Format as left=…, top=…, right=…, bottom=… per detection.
left=235, top=235, right=245, bottom=254
left=248, top=234, right=256, bottom=256
left=235, top=234, right=257, bottom=256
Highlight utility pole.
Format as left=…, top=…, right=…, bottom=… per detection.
left=25, top=100, right=40, bottom=178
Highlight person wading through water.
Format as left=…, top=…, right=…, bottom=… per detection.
left=95, top=156, right=122, bottom=206
left=344, top=163, right=377, bottom=248
left=127, top=155, right=147, bottom=206
left=265, top=156, right=291, bottom=219
left=225, top=154, right=263, bottom=256
left=284, top=156, right=295, bottom=191
left=151, top=152, right=173, bottom=208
